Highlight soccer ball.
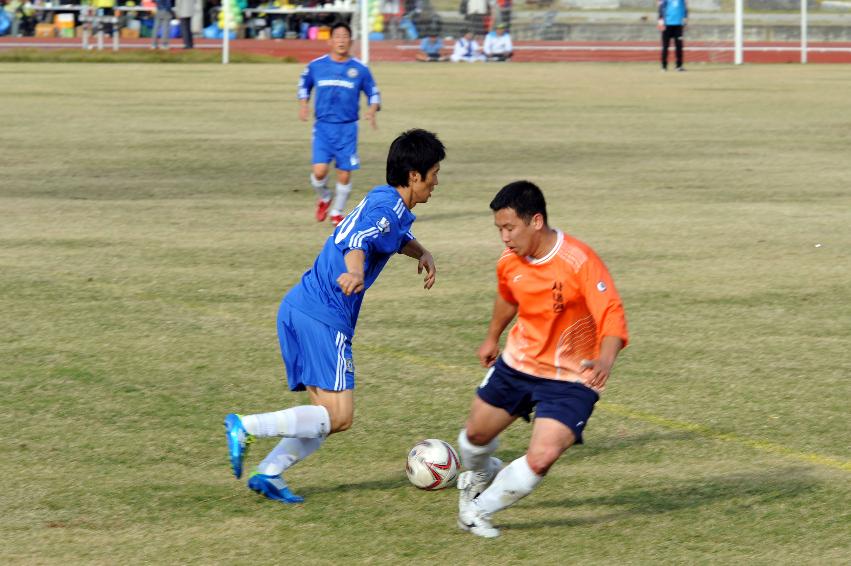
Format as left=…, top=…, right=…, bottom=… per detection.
left=405, top=438, right=460, bottom=490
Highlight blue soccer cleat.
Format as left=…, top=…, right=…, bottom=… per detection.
left=247, top=473, right=304, bottom=504
left=224, top=413, right=253, bottom=479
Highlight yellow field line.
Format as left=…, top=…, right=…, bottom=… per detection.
left=598, top=402, right=851, bottom=473
left=359, top=345, right=851, bottom=473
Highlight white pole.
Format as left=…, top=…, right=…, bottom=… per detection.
left=734, top=0, right=743, bottom=65
left=222, top=2, right=230, bottom=65
left=360, top=0, right=369, bottom=64
left=801, top=0, right=808, bottom=64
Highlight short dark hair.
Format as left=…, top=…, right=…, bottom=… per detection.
left=330, top=22, right=352, bottom=37
left=386, top=129, right=446, bottom=188
left=489, top=181, right=548, bottom=225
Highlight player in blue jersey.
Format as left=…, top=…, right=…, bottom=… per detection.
left=298, top=22, right=381, bottom=227
left=224, top=129, right=445, bottom=503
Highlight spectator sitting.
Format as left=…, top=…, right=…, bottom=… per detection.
left=484, top=22, right=513, bottom=61
left=450, top=29, right=485, bottom=63
left=416, top=31, right=447, bottom=61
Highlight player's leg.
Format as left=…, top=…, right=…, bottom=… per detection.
left=674, top=27, right=684, bottom=70
left=329, top=122, right=359, bottom=225
left=457, top=359, right=532, bottom=536
left=225, top=303, right=354, bottom=502
left=461, top=379, right=597, bottom=537
left=248, top=387, right=351, bottom=504
left=661, top=29, right=670, bottom=70
left=456, top=396, right=514, bottom=511
left=224, top=302, right=331, bottom=478
left=312, top=124, right=333, bottom=221
left=462, top=418, right=570, bottom=536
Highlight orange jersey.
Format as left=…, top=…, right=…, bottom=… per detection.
left=497, top=229, right=628, bottom=390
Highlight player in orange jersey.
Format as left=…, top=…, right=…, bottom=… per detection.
left=456, top=181, right=629, bottom=538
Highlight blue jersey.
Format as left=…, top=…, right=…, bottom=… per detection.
left=297, top=55, right=380, bottom=124
left=659, top=0, right=688, bottom=26
left=420, top=36, right=443, bottom=55
left=284, top=185, right=416, bottom=336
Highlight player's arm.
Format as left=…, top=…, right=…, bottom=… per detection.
left=577, top=250, right=629, bottom=388
left=478, top=293, right=518, bottom=368
left=297, top=65, right=313, bottom=122
left=400, top=239, right=436, bottom=290
left=362, top=69, right=380, bottom=130
left=581, top=336, right=624, bottom=389
left=657, top=0, right=666, bottom=30
left=337, top=249, right=365, bottom=296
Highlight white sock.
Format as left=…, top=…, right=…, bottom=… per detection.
left=241, top=405, right=330, bottom=438
left=330, top=182, right=352, bottom=216
left=457, top=429, right=499, bottom=472
left=475, top=456, right=542, bottom=515
left=311, top=174, right=330, bottom=201
left=257, top=436, right=325, bottom=476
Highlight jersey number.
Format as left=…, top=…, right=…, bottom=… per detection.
left=334, top=198, right=368, bottom=245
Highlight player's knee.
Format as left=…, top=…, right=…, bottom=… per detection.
left=525, top=448, right=560, bottom=476
left=464, top=428, right=496, bottom=447
left=329, top=412, right=353, bottom=433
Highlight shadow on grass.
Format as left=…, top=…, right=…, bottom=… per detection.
left=299, top=476, right=411, bottom=496
left=495, top=430, right=698, bottom=465
left=508, top=468, right=818, bottom=531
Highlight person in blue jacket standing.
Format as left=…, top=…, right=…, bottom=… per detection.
left=658, top=0, right=688, bottom=71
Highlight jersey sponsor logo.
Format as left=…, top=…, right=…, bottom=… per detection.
left=376, top=217, right=391, bottom=234
left=317, top=79, right=355, bottom=89
left=596, top=281, right=607, bottom=292
left=346, top=68, right=359, bottom=78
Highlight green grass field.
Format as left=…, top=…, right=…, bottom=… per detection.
left=1, top=62, right=849, bottom=564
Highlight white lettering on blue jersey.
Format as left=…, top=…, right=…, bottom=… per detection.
left=317, top=79, right=355, bottom=89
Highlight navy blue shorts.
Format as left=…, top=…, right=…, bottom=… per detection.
left=476, top=357, right=599, bottom=444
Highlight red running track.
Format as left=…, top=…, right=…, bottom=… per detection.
left=2, top=37, right=850, bottom=63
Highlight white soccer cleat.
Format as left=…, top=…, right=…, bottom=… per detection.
left=457, top=503, right=500, bottom=538
left=457, top=457, right=502, bottom=516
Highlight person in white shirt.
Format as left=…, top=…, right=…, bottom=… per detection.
left=484, top=23, right=513, bottom=61
left=451, top=30, right=486, bottom=63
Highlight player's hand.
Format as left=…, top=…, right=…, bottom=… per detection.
left=299, top=105, right=309, bottom=122
left=365, top=110, right=377, bottom=130
left=337, top=272, right=365, bottom=296
left=657, top=19, right=665, bottom=31
left=418, top=252, right=436, bottom=289
left=580, top=358, right=614, bottom=389
left=477, top=339, right=500, bottom=368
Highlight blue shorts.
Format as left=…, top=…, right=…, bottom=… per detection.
left=312, top=121, right=360, bottom=171
left=277, top=301, right=354, bottom=392
left=476, top=357, right=599, bottom=444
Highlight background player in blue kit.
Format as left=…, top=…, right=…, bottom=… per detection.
left=298, top=22, right=382, bottom=227
left=224, top=129, right=445, bottom=503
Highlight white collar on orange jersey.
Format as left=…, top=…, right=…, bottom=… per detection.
left=526, top=229, right=563, bottom=265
